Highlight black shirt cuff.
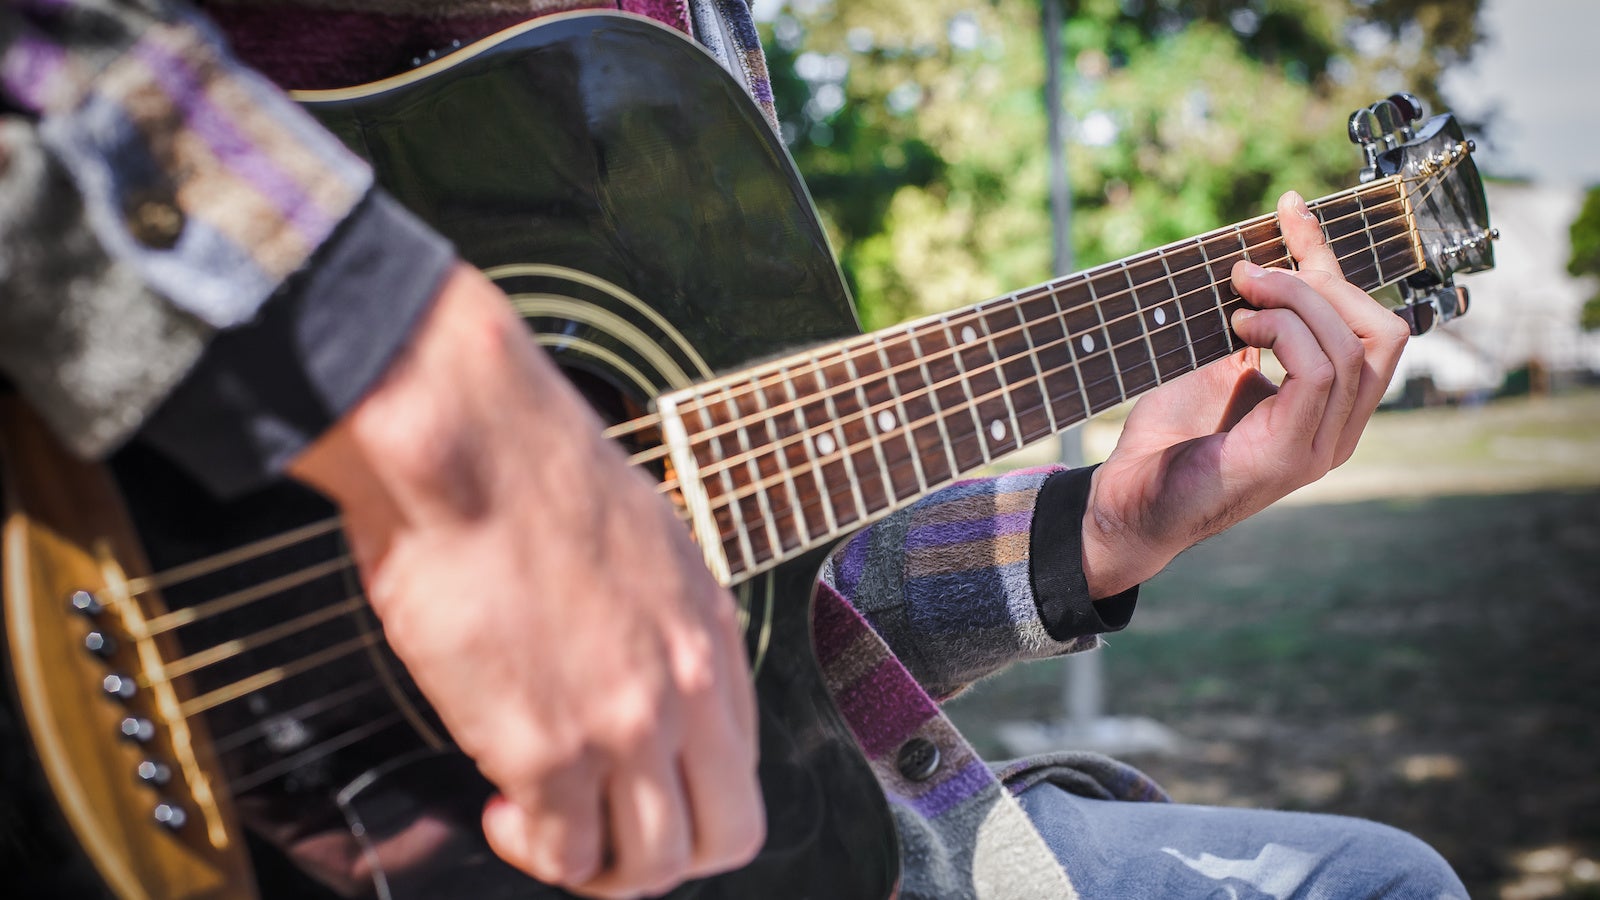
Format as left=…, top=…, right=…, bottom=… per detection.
left=137, top=189, right=454, bottom=497
left=1028, top=464, right=1139, bottom=642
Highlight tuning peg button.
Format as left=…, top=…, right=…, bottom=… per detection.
left=1387, top=92, right=1426, bottom=124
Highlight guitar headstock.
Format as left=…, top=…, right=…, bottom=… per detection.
left=1349, top=93, right=1497, bottom=334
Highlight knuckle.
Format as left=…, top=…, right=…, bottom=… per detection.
left=1303, top=359, right=1337, bottom=390
left=1302, top=268, right=1336, bottom=290
left=606, top=711, right=657, bottom=753
left=1383, top=314, right=1413, bottom=346
left=1334, top=339, right=1366, bottom=373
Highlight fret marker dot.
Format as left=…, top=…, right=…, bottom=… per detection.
left=1153, top=307, right=1167, bottom=326
left=877, top=410, right=896, bottom=432
left=1081, top=335, right=1095, bottom=353
left=816, top=433, right=837, bottom=456
left=961, top=325, right=978, bottom=343
left=989, top=420, right=1006, bottom=441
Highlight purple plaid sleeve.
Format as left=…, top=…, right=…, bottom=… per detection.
left=0, top=0, right=373, bottom=455
left=819, top=466, right=1103, bottom=701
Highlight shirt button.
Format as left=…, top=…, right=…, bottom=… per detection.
left=125, top=198, right=185, bottom=249
left=896, top=737, right=941, bottom=782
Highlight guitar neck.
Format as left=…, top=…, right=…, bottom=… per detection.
left=659, top=175, right=1423, bottom=584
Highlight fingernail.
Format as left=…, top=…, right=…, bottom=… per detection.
left=1288, top=190, right=1315, bottom=220
left=1232, top=308, right=1258, bottom=324
left=1238, top=261, right=1266, bottom=278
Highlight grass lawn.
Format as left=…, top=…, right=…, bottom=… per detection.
left=946, top=388, right=1600, bottom=900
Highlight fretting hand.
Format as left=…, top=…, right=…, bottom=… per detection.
left=1081, top=191, right=1411, bottom=597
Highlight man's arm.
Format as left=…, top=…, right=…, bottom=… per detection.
left=2, top=3, right=765, bottom=896
left=289, top=264, right=763, bottom=898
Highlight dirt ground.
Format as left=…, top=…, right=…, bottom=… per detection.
left=945, top=389, right=1600, bottom=899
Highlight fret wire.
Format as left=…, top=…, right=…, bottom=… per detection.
left=810, top=350, right=870, bottom=524
left=1047, top=280, right=1095, bottom=424
left=1082, top=273, right=1128, bottom=402
left=1354, top=192, right=1386, bottom=280
left=755, top=369, right=810, bottom=545
left=780, top=363, right=838, bottom=537
left=1012, top=295, right=1061, bottom=434
left=686, top=228, right=1415, bottom=502
left=1158, top=250, right=1201, bottom=372
left=1121, top=259, right=1164, bottom=387
left=977, top=305, right=1025, bottom=450
left=730, top=378, right=785, bottom=559
left=695, top=396, right=758, bottom=575
left=675, top=196, right=1415, bottom=489
left=842, top=348, right=895, bottom=513
left=1198, top=236, right=1239, bottom=355
left=941, top=316, right=995, bottom=466
left=873, top=331, right=932, bottom=495
left=909, top=325, right=965, bottom=480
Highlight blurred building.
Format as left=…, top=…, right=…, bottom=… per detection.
left=1387, top=181, right=1600, bottom=403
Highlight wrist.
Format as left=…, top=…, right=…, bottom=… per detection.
left=1079, top=466, right=1173, bottom=599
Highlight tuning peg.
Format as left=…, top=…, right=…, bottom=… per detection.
left=1348, top=108, right=1378, bottom=145
left=1371, top=100, right=1404, bottom=142
left=1387, top=92, right=1426, bottom=125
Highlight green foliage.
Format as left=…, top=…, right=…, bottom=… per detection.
left=761, top=0, right=1484, bottom=327
left=1567, top=185, right=1600, bottom=330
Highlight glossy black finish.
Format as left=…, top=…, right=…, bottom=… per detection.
left=3, top=13, right=897, bottom=900
left=308, top=14, right=860, bottom=377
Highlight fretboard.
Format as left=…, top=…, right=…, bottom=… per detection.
left=659, top=176, right=1422, bottom=584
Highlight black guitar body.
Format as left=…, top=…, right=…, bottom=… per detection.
left=0, top=13, right=897, bottom=899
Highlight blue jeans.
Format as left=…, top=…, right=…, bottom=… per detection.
left=1017, top=783, right=1468, bottom=899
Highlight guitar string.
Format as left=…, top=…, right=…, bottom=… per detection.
left=607, top=165, right=1463, bottom=453
left=686, top=241, right=1425, bottom=561
left=99, top=171, right=1475, bottom=786
left=131, top=225, right=1465, bottom=778
left=673, top=228, right=1420, bottom=497
left=196, top=199, right=1427, bottom=778
left=633, top=204, right=1409, bottom=485
left=646, top=165, right=1467, bottom=491
left=163, top=247, right=1405, bottom=774
left=619, top=186, right=1415, bottom=466
left=606, top=193, right=1463, bottom=459
left=635, top=196, right=1466, bottom=484
left=113, top=174, right=1450, bottom=633
left=119, top=171, right=1446, bottom=596
left=119, top=215, right=1424, bottom=674
left=145, top=236, right=1418, bottom=698
left=209, top=674, right=389, bottom=754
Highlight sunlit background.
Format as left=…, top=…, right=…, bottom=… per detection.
left=753, top=1, right=1600, bottom=897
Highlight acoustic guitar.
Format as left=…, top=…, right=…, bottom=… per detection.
left=0, top=11, right=1495, bottom=899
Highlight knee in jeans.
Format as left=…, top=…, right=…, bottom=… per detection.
left=1347, top=820, right=1465, bottom=897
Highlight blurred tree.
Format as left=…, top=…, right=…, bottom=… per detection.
left=1568, top=185, right=1600, bottom=330
left=761, top=0, right=1484, bottom=328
